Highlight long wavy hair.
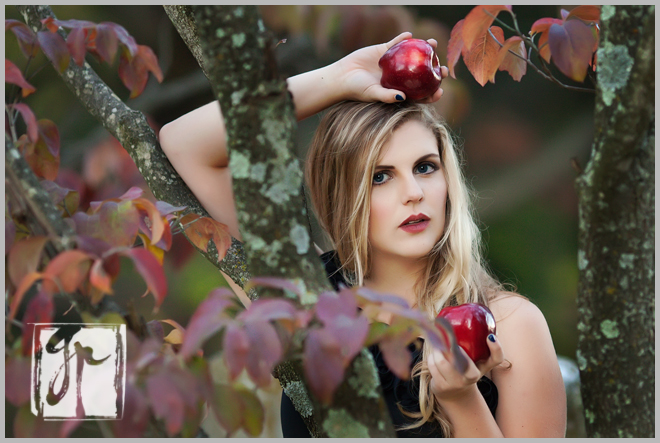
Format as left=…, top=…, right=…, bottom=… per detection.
left=305, top=100, right=503, bottom=436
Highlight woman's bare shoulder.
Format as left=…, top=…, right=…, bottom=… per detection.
left=488, top=291, right=545, bottom=326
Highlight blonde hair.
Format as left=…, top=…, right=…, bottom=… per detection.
left=305, top=101, right=503, bottom=436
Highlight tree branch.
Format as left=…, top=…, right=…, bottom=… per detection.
left=15, top=5, right=252, bottom=292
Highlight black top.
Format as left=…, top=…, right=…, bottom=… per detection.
left=280, top=251, right=498, bottom=438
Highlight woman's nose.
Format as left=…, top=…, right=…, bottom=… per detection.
left=402, top=175, right=424, bottom=204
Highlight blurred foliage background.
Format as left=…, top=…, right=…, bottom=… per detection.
left=6, top=5, right=595, bottom=437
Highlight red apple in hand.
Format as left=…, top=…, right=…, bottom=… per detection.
left=436, top=303, right=496, bottom=363
left=378, top=38, right=442, bottom=101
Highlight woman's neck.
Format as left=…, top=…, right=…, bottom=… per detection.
left=362, top=254, right=427, bottom=308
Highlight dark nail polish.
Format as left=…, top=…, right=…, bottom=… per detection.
left=488, top=334, right=496, bottom=343
left=395, top=94, right=404, bottom=101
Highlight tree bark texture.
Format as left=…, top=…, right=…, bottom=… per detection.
left=15, top=5, right=252, bottom=291
left=575, top=5, right=654, bottom=438
left=189, top=5, right=395, bottom=437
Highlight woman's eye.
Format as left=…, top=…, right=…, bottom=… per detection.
left=373, top=171, right=389, bottom=185
left=415, top=162, right=437, bottom=174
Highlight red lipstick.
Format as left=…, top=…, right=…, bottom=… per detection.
left=399, top=213, right=430, bottom=233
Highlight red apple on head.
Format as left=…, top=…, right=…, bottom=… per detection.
left=378, top=38, right=442, bottom=101
left=436, top=303, right=496, bottom=363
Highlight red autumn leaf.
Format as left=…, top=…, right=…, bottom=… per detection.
left=36, top=30, right=70, bottom=74
left=327, top=315, right=369, bottom=364
left=181, top=213, right=232, bottom=261
left=73, top=201, right=139, bottom=247
left=118, top=44, right=162, bottom=99
left=222, top=323, right=250, bottom=380
left=531, top=17, right=563, bottom=63
left=303, top=328, right=346, bottom=404
left=133, top=198, right=165, bottom=245
left=21, top=291, right=54, bottom=356
left=461, top=5, right=511, bottom=51
left=136, top=44, right=163, bottom=82
left=462, top=26, right=505, bottom=86
left=243, top=320, right=282, bottom=387
left=11, top=103, right=38, bottom=143
left=42, top=17, right=97, bottom=31
left=378, top=331, right=415, bottom=380
left=66, top=26, right=86, bottom=66
left=102, top=21, right=138, bottom=56
left=90, top=257, right=113, bottom=295
left=495, top=36, right=527, bottom=82
left=119, top=247, right=168, bottom=309
left=7, top=271, right=44, bottom=321
left=5, top=355, right=32, bottom=406
left=566, top=5, right=600, bottom=23
left=22, top=127, right=60, bottom=181
left=6, top=19, right=39, bottom=59
left=37, top=118, right=60, bottom=157
left=548, top=19, right=596, bottom=82
left=8, top=235, right=50, bottom=288
left=238, top=298, right=298, bottom=324
left=180, top=287, right=236, bottom=360
left=5, top=59, right=36, bottom=96
left=315, top=290, right=359, bottom=324
left=354, top=286, right=410, bottom=308
left=155, top=200, right=187, bottom=216
left=99, top=200, right=140, bottom=247
left=118, top=185, right=144, bottom=200
left=42, top=249, right=92, bottom=294
left=94, top=23, right=119, bottom=64
left=112, top=380, right=150, bottom=438
left=41, top=180, right=80, bottom=215
left=447, top=19, right=465, bottom=79
left=146, top=373, right=185, bottom=436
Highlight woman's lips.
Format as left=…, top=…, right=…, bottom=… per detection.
left=399, top=220, right=430, bottom=233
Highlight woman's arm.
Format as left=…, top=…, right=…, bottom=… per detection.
left=489, top=295, right=567, bottom=437
left=428, top=294, right=567, bottom=437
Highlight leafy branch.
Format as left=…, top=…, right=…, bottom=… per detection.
left=448, top=5, right=599, bottom=91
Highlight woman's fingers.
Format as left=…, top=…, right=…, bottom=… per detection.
left=440, top=66, right=449, bottom=78
left=385, top=32, right=413, bottom=49
left=477, top=334, right=506, bottom=374
left=427, top=38, right=438, bottom=49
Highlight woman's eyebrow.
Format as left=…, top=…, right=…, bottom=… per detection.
left=374, top=153, right=440, bottom=171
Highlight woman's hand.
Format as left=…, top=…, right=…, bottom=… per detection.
left=428, top=334, right=504, bottom=402
left=335, top=32, right=449, bottom=104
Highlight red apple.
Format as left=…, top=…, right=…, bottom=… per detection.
left=436, top=303, right=496, bottom=363
left=378, top=38, right=442, bottom=101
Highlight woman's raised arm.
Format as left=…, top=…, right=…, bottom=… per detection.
left=158, top=32, right=446, bottom=241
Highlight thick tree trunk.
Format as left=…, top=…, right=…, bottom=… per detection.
left=188, top=5, right=395, bottom=437
left=575, top=5, right=654, bottom=438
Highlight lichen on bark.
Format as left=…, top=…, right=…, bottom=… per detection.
left=575, top=5, right=654, bottom=438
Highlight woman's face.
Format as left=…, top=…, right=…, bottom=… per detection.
left=368, top=120, right=448, bottom=262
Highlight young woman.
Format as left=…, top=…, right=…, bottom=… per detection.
left=159, top=32, right=567, bottom=437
